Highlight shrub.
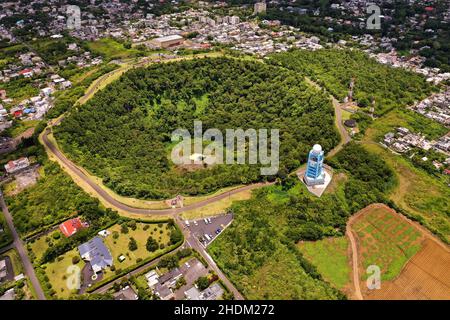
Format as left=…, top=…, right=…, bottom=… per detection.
left=146, top=237, right=159, bottom=252
left=128, top=237, right=138, bottom=251
left=127, top=220, right=137, bottom=231
left=72, top=256, right=80, bottom=264
left=195, top=276, right=210, bottom=290
left=121, top=224, right=129, bottom=234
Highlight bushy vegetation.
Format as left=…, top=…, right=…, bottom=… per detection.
left=328, top=142, right=397, bottom=212
left=46, top=63, right=119, bottom=119
left=0, top=214, right=12, bottom=249
left=55, top=57, right=340, bottom=199
left=209, top=143, right=395, bottom=299
left=270, top=49, right=436, bottom=115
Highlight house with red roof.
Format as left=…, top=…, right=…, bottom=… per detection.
left=19, top=69, right=33, bottom=78
left=59, top=218, right=86, bottom=237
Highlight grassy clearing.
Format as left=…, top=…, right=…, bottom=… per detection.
left=180, top=189, right=253, bottom=220
left=28, top=229, right=61, bottom=262
left=86, top=38, right=141, bottom=60
left=102, top=222, right=170, bottom=279
left=341, top=109, right=352, bottom=121
left=241, top=246, right=340, bottom=299
left=7, top=120, right=39, bottom=138
left=352, top=206, right=424, bottom=281
left=298, top=237, right=351, bottom=290
left=43, top=248, right=84, bottom=299
left=365, top=108, right=448, bottom=141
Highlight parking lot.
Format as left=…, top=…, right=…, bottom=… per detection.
left=184, top=213, right=233, bottom=246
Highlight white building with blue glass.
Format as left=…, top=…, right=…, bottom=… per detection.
left=304, top=144, right=326, bottom=186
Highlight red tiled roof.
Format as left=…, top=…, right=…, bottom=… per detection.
left=19, top=69, right=32, bottom=75
left=59, top=218, right=83, bottom=237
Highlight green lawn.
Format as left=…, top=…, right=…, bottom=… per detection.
left=102, top=222, right=170, bottom=278
left=42, top=248, right=84, bottom=299
left=28, top=229, right=62, bottom=262
left=298, top=237, right=351, bottom=290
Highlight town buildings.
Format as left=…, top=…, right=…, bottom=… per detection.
left=4, top=157, right=30, bottom=174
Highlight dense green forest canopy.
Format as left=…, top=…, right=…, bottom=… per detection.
left=270, top=49, right=436, bottom=115
left=209, top=142, right=396, bottom=299
left=55, top=57, right=339, bottom=199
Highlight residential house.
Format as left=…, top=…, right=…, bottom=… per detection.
left=4, top=157, right=30, bottom=174
left=184, top=283, right=224, bottom=300
left=78, top=237, right=113, bottom=273
left=145, top=270, right=159, bottom=288
left=59, top=217, right=86, bottom=237
left=113, top=286, right=138, bottom=300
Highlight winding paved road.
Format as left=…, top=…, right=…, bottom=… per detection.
left=0, top=194, right=46, bottom=300
left=36, top=56, right=352, bottom=300
left=42, top=127, right=249, bottom=299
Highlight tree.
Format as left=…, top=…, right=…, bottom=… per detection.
left=146, top=237, right=159, bottom=252
left=72, top=256, right=80, bottom=264
left=195, top=276, right=210, bottom=290
left=121, top=224, right=129, bottom=234
left=128, top=237, right=137, bottom=251
left=169, top=228, right=183, bottom=245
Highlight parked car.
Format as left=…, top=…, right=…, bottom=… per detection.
left=193, top=220, right=198, bottom=226
left=215, top=228, right=221, bottom=234
left=185, top=220, right=190, bottom=227
left=207, top=218, right=212, bottom=224
left=204, top=218, right=208, bottom=225
left=204, top=234, right=211, bottom=241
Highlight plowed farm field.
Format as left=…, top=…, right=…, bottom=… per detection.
left=350, top=204, right=450, bottom=300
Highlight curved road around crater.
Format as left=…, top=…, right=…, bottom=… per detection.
left=37, top=56, right=353, bottom=300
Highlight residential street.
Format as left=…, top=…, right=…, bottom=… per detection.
left=0, top=194, right=46, bottom=300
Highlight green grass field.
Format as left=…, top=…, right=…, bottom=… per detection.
left=101, top=222, right=170, bottom=279
left=298, top=237, right=351, bottom=290
left=352, top=206, right=423, bottom=281
left=237, top=246, right=342, bottom=300
left=7, top=120, right=39, bottom=138
left=86, top=38, right=141, bottom=60
left=43, top=248, right=84, bottom=299
left=28, top=229, right=61, bottom=262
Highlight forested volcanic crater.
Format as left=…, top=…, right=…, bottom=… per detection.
left=55, top=57, right=339, bottom=199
